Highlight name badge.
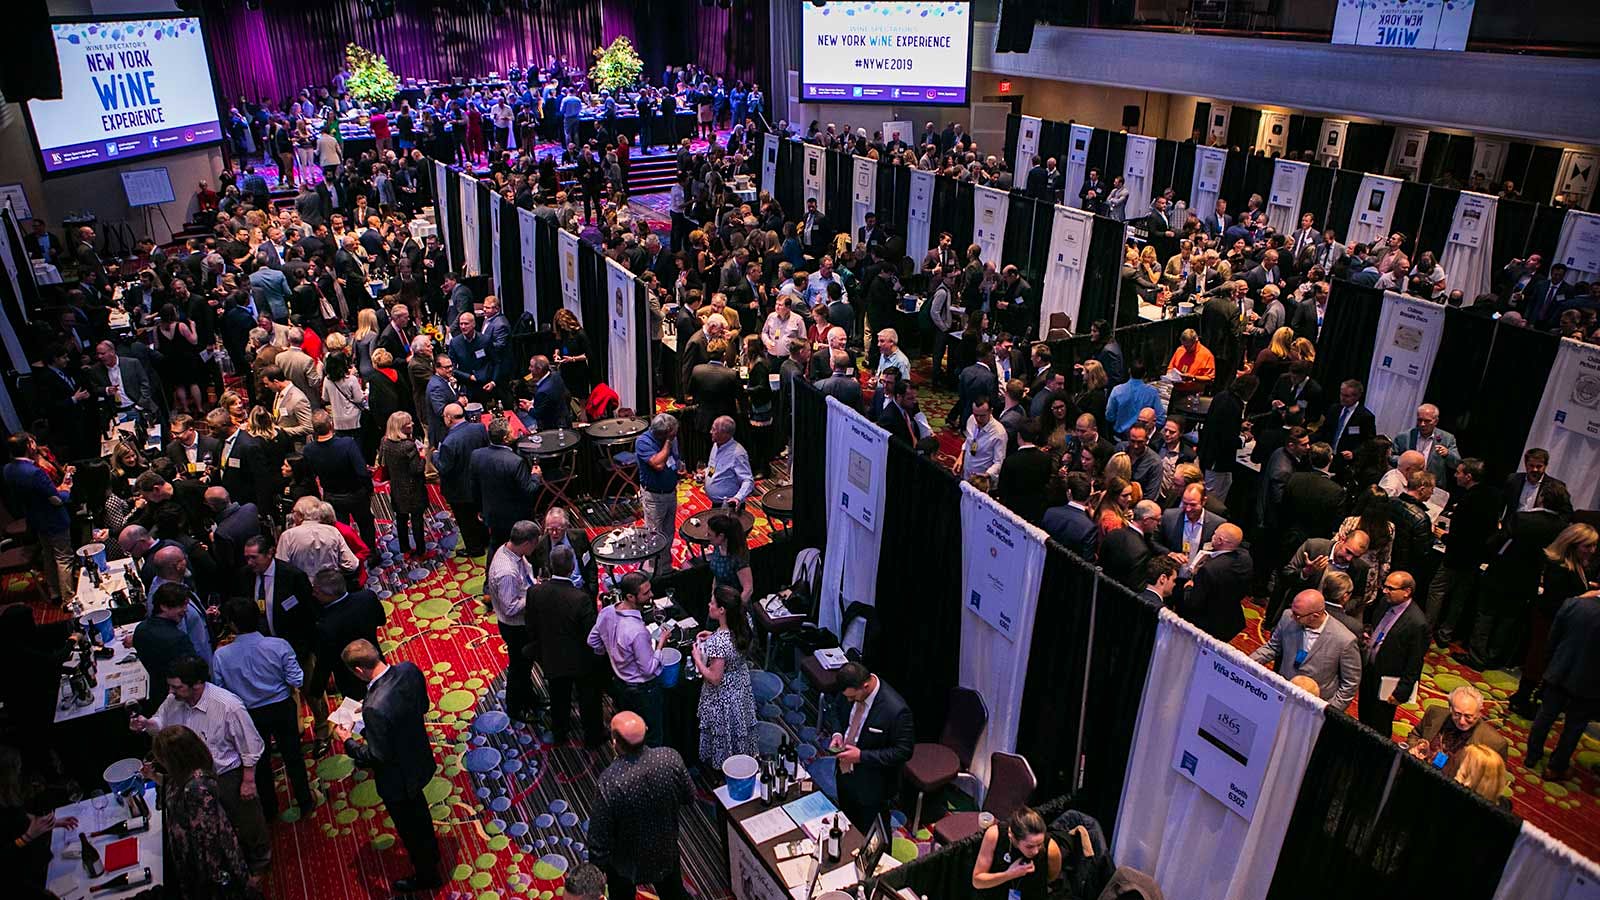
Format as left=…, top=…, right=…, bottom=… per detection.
left=475, top=348, right=487, bottom=358
left=227, top=458, right=242, bottom=468
left=187, top=462, right=200, bottom=473
left=1432, top=751, right=1448, bottom=769
left=1294, top=649, right=1308, bottom=667
left=582, top=552, right=592, bottom=565
left=281, top=595, right=299, bottom=610
left=1346, top=426, right=1360, bottom=435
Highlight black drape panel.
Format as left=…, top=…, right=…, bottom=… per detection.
left=1241, top=154, right=1275, bottom=210
left=1220, top=149, right=1251, bottom=213
left=1014, top=547, right=1096, bottom=796
left=1503, top=142, right=1535, bottom=193
left=1086, top=129, right=1111, bottom=180
left=951, top=181, right=977, bottom=251
left=1003, top=195, right=1041, bottom=281
left=1522, top=145, right=1564, bottom=203
left=1191, top=103, right=1211, bottom=142
left=867, top=444, right=963, bottom=743
left=497, top=199, right=524, bottom=317
left=1077, top=217, right=1127, bottom=330
left=1419, top=133, right=1450, bottom=185
left=1103, top=132, right=1128, bottom=188
left=1527, top=204, right=1569, bottom=266
left=1287, top=115, right=1323, bottom=158
left=1027, top=201, right=1054, bottom=291
left=1074, top=581, right=1160, bottom=835
left=1005, top=114, right=1021, bottom=169
left=633, top=281, right=652, bottom=410
left=534, top=217, right=563, bottom=324
left=1152, top=139, right=1180, bottom=198
left=1415, top=186, right=1459, bottom=261
left=1171, top=143, right=1197, bottom=207
left=1460, top=322, right=1558, bottom=480
left=1421, top=309, right=1497, bottom=441
left=477, top=183, right=494, bottom=279
left=1390, top=181, right=1430, bottom=248
left=1040, top=121, right=1071, bottom=168
left=1325, top=168, right=1364, bottom=240
left=877, top=163, right=904, bottom=234
left=930, top=177, right=965, bottom=251
left=578, top=242, right=610, bottom=384
left=827, top=150, right=853, bottom=231
left=1301, top=164, right=1336, bottom=229
left=1266, top=710, right=1517, bottom=900
left=1490, top=198, right=1539, bottom=276
left=789, top=380, right=827, bottom=549
left=776, top=140, right=804, bottom=220
left=1227, top=107, right=1261, bottom=153
left=1312, top=281, right=1385, bottom=393
left=445, top=169, right=465, bottom=271
left=1342, top=123, right=1395, bottom=176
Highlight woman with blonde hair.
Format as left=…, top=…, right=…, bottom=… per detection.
left=352, top=308, right=381, bottom=380
left=1251, top=326, right=1297, bottom=414
left=1453, top=744, right=1511, bottom=809
left=1093, top=474, right=1136, bottom=536
left=218, top=389, right=248, bottom=425
left=1289, top=337, right=1317, bottom=364
left=1075, top=359, right=1109, bottom=432
left=1509, top=523, right=1599, bottom=716
left=378, top=411, right=428, bottom=559
left=551, top=308, right=592, bottom=401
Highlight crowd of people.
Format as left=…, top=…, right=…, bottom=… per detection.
left=4, top=40, right=1600, bottom=898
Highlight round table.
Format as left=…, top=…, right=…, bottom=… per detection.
left=516, top=428, right=581, bottom=457
left=591, top=525, right=672, bottom=580
left=586, top=417, right=650, bottom=498
left=678, top=507, right=756, bottom=562
left=518, top=428, right=583, bottom=511
left=759, top=486, right=794, bottom=536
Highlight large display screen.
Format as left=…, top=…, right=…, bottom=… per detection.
left=800, top=2, right=973, bottom=106
left=25, top=16, right=223, bottom=175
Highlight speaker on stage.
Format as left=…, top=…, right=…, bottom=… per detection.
left=1122, top=105, right=1141, bottom=130
left=995, top=0, right=1040, bottom=53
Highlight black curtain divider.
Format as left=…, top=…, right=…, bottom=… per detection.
left=827, top=149, right=853, bottom=232
left=1027, top=200, right=1055, bottom=293
left=1227, top=107, right=1261, bottom=153
left=1241, top=154, right=1275, bottom=210
left=1040, top=121, right=1071, bottom=168
left=1219, top=149, right=1251, bottom=213
left=1418, top=133, right=1450, bottom=185
left=1491, top=198, right=1539, bottom=276
left=577, top=242, right=610, bottom=385
left=1415, top=186, right=1459, bottom=264
left=1460, top=322, right=1559, bottom=480
left=1312, top=281, right=1385, bottom=394
left=788, top=379, right=827, bottom=549
left=776, top=140, right=804, bottom=220
left=1522, top=145, right=1564, bottom=203
left=632, top=280, right=653, bottom=412
left=876, top=162, right=904, bottom=234
left=1076, top=216, right=1128, bottom=330
left=497, top=198, right=524, bottom=317
left=930, top=176, right=964, bottom=251
left=1342, top=123, right=1395, bottom=177
left=1503, top=142, right=1535, bottom=194
left=445, top=167, right=465, bottom=272
left=1014, top=548, right=1096, bottom=796
left=533, top=217, right=563, bottom=324
left=1086, top=128, right=1111, bottom=181
left=1152, top=139, right=1180, bottom=197
left=1286, top=114, right=1323, bottom=158
left=1103, top=131, right=1128, bottom=186
left=1325, top=168, right=1364, bottom=240
left=1192, top=103, right=1211, bottom=143
left=1265, top=709, right=1518, bottom=900
left=477, top=182, right=493, bottom=279
left=951, top=181, right=977, bottom=252
left=1116, top=314, right=1202, bottom=376
left=1421, top=308, right=1497, bottom=441
left=1004, top=113, right=1021, bottom=169
left=867, top=441, right=964, bottom=743
left=1074, top=579, right=1160, bottom=835
left=1171, top=142, right=1197, bottom=208
left=1301, top=164, right=1337, bottom=230
left=1004, top=194, right=1041, bottom=281
left=1390, top=181, right=1431, bottom=248
left=1527, top=204, right=1569, bottom=269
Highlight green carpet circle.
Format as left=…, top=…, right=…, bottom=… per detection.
left=350, top=780, right=382, bottom=808
left=424, top=776, right=453, bottom=805
left=439, top=689, right=476, bottom=712
left=317, top=755, right=356, bottom=782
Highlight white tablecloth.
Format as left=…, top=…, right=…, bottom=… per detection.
left=54, top=623, right=149, bottom=724
left=33, top=260, right=63, bottom=284
left=47, top=785, right=164, bottom=900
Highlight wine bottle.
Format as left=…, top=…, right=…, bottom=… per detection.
left=79, top=831, right=102, bottom=877
left=826, top=815, right=842, bottom=863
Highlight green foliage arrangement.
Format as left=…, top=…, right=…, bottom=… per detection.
left=345, top=43, right=399, bottom=105
left=588, top=36, right=643, bottom=94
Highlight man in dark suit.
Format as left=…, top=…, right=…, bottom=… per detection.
left=431, top=404, right=491, bottom=558
left=527, top=545, right=605, bottom=746
left=1285, top=213, right=1323, bottom=268
left=1196, top=372, right=1255, bottom=505
left=426, top=355, right=468, bottom=446
left=1159, top=484, right=1226, bottom=569
left=1287, top=290, right=1323, bottom=343
left=687, top=356, right=744, bottom=439
left=205, top=487, right=260, bottom=573
left=334, top=640, right=441, bottom=894
left=1280, top=443, right=1348, bottom=552
left=1024, top=156, right=1048, bottom=201
left=1430, top=458, right=1502, bottom=643
left=240, top=536, right=318, bottom=660
left=1315, top=379, right=1377, bottom=465
left=528, top=507, right=599, bottom=592
left=1241, top=249, right=1284, bottom=297
left=1521, top=263, right=1574, bottom=329
left=800, top=197, right=831, bottom=257
left=995, top=420, right=1054, bottom=525
left=84, top=340, right=160, bottom=434
left=1525, top=592, right=1600, bottom=779
left=208, top=410, right=274, bottom=517
left=518, top=355, right=571, bottom=431
left=953, top=350, right=999, bottom=430
left=1142, top=195, right=1176, bottom=238
left=1389, top=472, right=1439, bottom=589
left=165, top=413, right=221, bottom=479
left=378, top=302, right=416, bottom=362
left=815, top=351, right=865, bottom=412
left=1100, top=509, right=1158, bottom=592
left=829, top=662, right=915, bottom=831
left=1359, top=570, right=1430, bottom=738
left=1502, top=447, right=1572, bottom=522
left=1042, top=472, right=1099, bottom=560
left=874, top=380, right=917, bottom=446
left=1204, top=199, right=1231, bottom=239
left=1269, top=360, right=1323, bottom=430
left=1178, top=524, right=1252, bottom=641
left=469, top=417, right=545, bottom=549
left=857, top=211, right=888, bottom=253
left=309, top=566, right=386, bottom=702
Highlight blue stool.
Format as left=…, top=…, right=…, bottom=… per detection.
left=752, top=670, right=784, bottom=705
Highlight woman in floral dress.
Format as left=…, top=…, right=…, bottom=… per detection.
left=153, top=725, right=253, bottom=899
left=692, top=585, right=759, bottom=771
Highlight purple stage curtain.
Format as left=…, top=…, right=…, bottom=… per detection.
left=198, top=0, right=767, bottom=107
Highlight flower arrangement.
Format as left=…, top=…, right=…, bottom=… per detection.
left=587, top=36, right=643, bottom=95
left=345, top=43, right=399, bottom=106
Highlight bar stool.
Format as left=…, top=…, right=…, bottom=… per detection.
left=904, top=687, right=988, bottom=834
left=932, top=752, right=1038, bottom=845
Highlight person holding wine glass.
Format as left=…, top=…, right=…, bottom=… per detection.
left=0, top=744, right=77, bottom=897
left=691, top=585, right=758, bottom=771
left=150, top=725, right=254, bottom=899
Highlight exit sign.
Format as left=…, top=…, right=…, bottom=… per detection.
left=998, top=81, right=1012, bottom=94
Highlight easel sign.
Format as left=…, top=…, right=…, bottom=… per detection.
left=0, top=184, right=32, bottom=221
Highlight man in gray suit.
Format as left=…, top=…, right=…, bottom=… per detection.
left=1159, top=484, right=1226, bottom=577
left=1270, top=532, right=1372, bottom=624
left=814, top=350, right=864, bottom=413
left=1390, top=403, right=1460, bottom=483
left=1252, top=589, right=1362, bottom=709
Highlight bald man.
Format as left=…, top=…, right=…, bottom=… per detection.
left=1251, top=590, right=1362, bottom=708
left=144, top=545, right=215, bottom=661
left=589, top=712, right=694, bottom=900
left=1379, top=449, right=1428, bottom=498
left=1178, top=523, right=1253, bottom=642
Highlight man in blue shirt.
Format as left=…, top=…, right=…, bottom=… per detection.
left=703, top=416, right=754, bottom=509
left=560, top=87, right=583, bottom=148
left=634, top=414, right=685, bottom=575
left=212, top=598, right=319, bottom=818
left=1103, top=359, right=1165, bottom=438
left=145, top=545, right=215, bottom=662
left=2, top=432, right=74, bottom=604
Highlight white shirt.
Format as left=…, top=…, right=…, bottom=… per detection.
left=487, top=544, right=534, bottom=626
left=961, top=415, right=1008, bottom=482
left=253, top=561, right=278, bottom=635
left=761, top=311, right=806, bottom=358
left=106, top=362, right=133, bottom=409
left=148, top=684, right=264, bottom=775
left=276, top=522, right=359, bottom=576
left=1520, top=476, right=1542, bottom=511
left=1378, top=468, right=1408, bottom=498
left=1301, top=621, right=1324, bottom=656
left=1181, top=515, right=1205, bottom=575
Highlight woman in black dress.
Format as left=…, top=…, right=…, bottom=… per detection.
left=552, top=309, right=591, bottom=403
left=153, top=302, right=206, bottom=414
left=971, top=807, right=1062, bottom=900
left=377, top=411, right=429, bottom=560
